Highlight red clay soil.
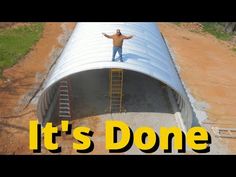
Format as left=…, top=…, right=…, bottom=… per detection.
left=0, top=22, right=76, bottom=154
left=159, top=23, right=236, bottom=153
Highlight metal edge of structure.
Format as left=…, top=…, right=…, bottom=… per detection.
left=37, top=22, right=194, bottom=129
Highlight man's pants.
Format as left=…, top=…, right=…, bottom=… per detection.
left=112, top=46, right=123, bottom=62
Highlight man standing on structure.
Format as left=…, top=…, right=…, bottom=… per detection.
left=102, top=29, right=133, bottom=62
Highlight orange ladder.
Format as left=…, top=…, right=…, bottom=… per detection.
left=109, top=69, right=124, bottom=113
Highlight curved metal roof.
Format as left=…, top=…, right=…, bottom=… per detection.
left=37, top=22, right=193, bottom=129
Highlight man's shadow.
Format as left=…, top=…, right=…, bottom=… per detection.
left=121, top=53, right=150, bottom=62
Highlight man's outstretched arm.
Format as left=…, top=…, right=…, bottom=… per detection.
left=123, top=35, right=134, bottom=39
left=102, top=33, right=112, bottom=39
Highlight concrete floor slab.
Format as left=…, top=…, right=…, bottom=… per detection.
left=68, top=69, right=183, bottom=154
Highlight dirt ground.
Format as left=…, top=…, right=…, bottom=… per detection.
left=1, top=22, right=236, bottom=154
left=159, top=23, right=236, bottom=153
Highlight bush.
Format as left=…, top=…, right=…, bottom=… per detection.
left=201, top=22, right=233, bottom=41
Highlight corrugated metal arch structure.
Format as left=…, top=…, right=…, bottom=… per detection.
left=37, top=22, right=193, bottom=130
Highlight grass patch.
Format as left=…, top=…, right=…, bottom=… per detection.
left=0, top=23, right=44, bottom=77
left=232, top=47, right=236, bottom=52
left=201, top=22, right=233, bottom=41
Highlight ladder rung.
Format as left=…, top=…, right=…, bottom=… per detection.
left=59, top=115, right=71, bottom=118
left=60, top=89, right=68, bottom=92
left=60, top=94, right=69, bottom=96
left=60, top=96, right=69, bottom=98
left=59, top=107, right=70, bottom=110
left=60, top=103, right=70, bottom=105
left=59, top=111, right=70, bottom=114
left=60, top=98, right=69, bottom=101
left=60, top=85, right=68, bottom=88
left=111, top=101, right=121, bottom=103
left=111, top=70, right=122, bottom=72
